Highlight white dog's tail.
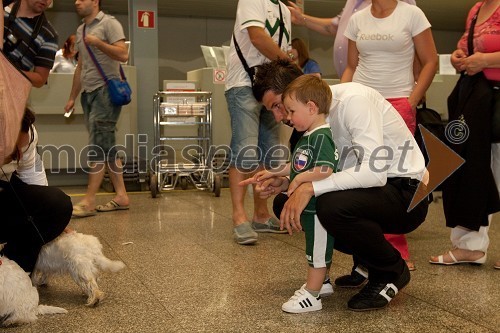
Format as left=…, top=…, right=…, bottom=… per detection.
left=96, top=257, right=126, bottom=273
left=37, top=305, right=68, bottom=315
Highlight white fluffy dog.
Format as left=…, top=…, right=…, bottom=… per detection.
left=0, top=244, right=67, bottom=327
left=31, top=231, right=126, bottom=307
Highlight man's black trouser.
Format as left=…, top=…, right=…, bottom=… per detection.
left=0, top=175, right=72, bottom=272
left=274, top=177, right=428, bottom=282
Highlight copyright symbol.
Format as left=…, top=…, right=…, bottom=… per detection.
left=445, top=120, right=469, bottom=144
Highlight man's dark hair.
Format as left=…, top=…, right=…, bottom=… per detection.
left=252, top=59, right=303, bottom=102
left=21, top=107, right=35, bottom=135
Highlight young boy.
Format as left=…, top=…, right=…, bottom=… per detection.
left=250, top=75, right=338, bottom=313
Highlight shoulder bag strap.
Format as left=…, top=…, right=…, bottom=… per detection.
left=232, top=34, right=254, bottom=80
left=277, top=1, right=284, bottom=48
left=467, top=5, right=481, bottom=56
left=83, top=25, right=126, bottom=82
left=4, top=1, right=45, bottom=56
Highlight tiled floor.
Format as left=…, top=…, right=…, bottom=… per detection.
left=5, top=187, right=500, bottom=333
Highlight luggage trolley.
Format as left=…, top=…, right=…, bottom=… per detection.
left=149, top=91, right=221, bottom=198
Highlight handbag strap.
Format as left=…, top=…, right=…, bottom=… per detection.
left=277, top=2, right=284, bottom=49
left=467, top=5, right=481, bottom=56
left=82, top=25, right=126, bottom=82
left=232, top=1, right=285, bottom=78
left=233, top=34, right=254, bottom=81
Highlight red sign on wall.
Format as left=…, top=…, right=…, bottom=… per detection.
left=138, top=11, right=155, bottom=29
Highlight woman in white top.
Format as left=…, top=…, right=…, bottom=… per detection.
left=341, top=0, right=438, bottom=269
left=51, top=34, right=77, bottom=73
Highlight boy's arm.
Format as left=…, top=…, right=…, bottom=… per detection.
left=239, top=163, right=291, bottom=187
left=268, top=163, right=291, bottom=177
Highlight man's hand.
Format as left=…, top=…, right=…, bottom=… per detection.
left=280, top=182, right=314, bottom=235
left=84, top=34, right=101, bottom=47
left=64, top=99, right=75, bottom=114
left=287, top=177, right=302, bottom=196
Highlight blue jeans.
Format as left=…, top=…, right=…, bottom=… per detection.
left=225, top=86, right=281, bottom=170
left=81, top=86, right=122, bottom=162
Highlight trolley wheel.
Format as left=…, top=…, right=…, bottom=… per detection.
left=213, top=174, right=221, bottom=197
left=149, top=171, right=158, bottom=198
left=180, top=176, right=188, bottom=190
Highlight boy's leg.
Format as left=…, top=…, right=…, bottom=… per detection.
left=282, top=215, right=333, bottom=313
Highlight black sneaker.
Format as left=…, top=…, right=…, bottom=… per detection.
left=347, top=264, right=410, bottom=311
left=334, top=267, right=368, bottom=288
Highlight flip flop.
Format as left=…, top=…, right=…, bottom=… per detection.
left=95, top=200, right=129, bottom=212
left=72, top=204, right=97, bottom=218
left=429, top=250, right=487, bottom=265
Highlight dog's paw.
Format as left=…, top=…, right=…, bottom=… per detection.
left=86, top=290, right=105, bottom=307
left=30, top=271, right=48, bottom=287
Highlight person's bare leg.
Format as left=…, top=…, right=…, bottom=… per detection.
left=251, top=166, right=272, bottom=223
left=252, top=184, right=273, bottom=223
left=306, top=267, right=327, bottom=294
left=229, top=167, right=249, bottom=226
left=77, top=162, right=106, bottom=210
left=107, top=159, right=129, bottom=207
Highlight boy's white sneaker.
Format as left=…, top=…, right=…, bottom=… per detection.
left=282, top=286, right=322, bottom=313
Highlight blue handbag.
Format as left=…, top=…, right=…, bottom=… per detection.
left=105, top=67, right=132, bottom=106
left=83, top=27, right=132, bottom=106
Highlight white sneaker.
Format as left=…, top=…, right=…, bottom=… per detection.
left=282, top=286, right=322, bottom=313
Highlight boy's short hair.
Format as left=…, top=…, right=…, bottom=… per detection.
left=10, top=107, right=35, bottom=162
left=282, top=75, right=332, bottom=115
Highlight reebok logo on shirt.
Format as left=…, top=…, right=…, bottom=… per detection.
left=359, top=33, right=394, bottom=41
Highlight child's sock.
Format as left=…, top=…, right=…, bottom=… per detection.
left=304, top=287, right=320, bottom=297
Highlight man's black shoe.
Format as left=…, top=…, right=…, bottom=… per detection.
left=347, top=264, right=411, bottom=311
left=334, top=267, right=368, bottom=288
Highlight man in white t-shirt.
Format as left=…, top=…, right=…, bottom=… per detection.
left=225, top=0, right=296, bottom=245
left=247, top=60, right=429, bottom=311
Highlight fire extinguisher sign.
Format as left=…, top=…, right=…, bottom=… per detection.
left=138, top=11, right=155, bottom=29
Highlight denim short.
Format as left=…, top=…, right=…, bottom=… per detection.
left=81, top=86, right=122, bottom=162
left=225, top=86, right=281, bottom=170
